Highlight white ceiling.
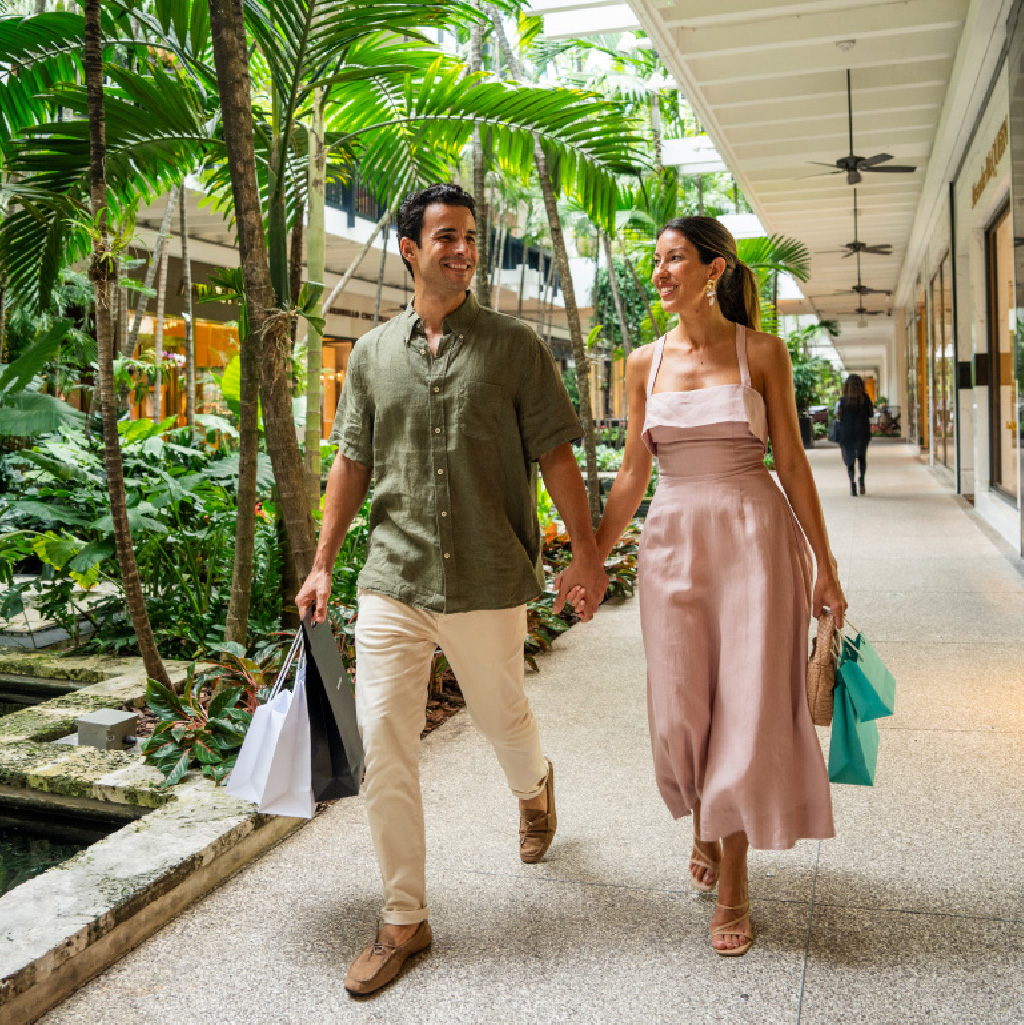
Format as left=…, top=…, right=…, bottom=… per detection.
left=538, top=0, right=1011, bottom=368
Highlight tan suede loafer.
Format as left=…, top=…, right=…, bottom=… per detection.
left=343, top=920, right=432, bottom=996
left=519, top=758, right=556, bottom=863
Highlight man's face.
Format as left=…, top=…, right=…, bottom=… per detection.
left=402, top=203, right=478, bottom=298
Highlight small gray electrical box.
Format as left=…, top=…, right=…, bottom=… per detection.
left=77, top=709, right=138, bottom=751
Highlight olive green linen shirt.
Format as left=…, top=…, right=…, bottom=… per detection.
left=329, top=292, right=582, bottom=613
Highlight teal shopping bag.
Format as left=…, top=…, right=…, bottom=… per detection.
left=827, top=681, right=879, bottom=786
left=838, top=632, right=896, bottom=722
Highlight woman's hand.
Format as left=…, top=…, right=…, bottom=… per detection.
left=813, top=567, right=847, bottom=629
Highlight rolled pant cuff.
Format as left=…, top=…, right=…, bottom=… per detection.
left=381, top=908, right=430, bottom=926
left=512, top=765, right=548, bottom=801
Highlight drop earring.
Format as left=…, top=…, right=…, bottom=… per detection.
left=705, top=279, right=717, bottom=306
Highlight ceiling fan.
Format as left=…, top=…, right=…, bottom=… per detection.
left=830, top=249, right=891, bottom=298
left=807, top=70, right=918, bottom=185
left=827, top=189, right=893, bottom=258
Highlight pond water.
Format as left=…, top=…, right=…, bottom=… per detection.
left=0, top=806, right=127, bottom=897
left=0, top=672, right=78, bottom=716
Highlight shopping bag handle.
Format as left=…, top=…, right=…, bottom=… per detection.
left=269, top=631, right=305, bottom=700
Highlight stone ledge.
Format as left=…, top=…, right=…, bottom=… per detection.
left=0, top=781, right=304, bottom=1025
left=0, top=651, right=304, bottom=1024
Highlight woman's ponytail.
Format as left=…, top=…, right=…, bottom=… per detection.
left=718, top=260, right=760, bottom=331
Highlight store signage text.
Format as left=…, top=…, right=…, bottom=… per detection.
left=972, top=117, right=1009, bottom=207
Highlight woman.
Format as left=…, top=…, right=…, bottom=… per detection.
left=588, top=217, right=846, bottom=956
left=836, top=374, right=874, bottom=496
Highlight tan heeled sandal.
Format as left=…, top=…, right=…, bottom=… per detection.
left=689, top=842, right=721, bottom=893
left=711, top=896, right=754, bottom=957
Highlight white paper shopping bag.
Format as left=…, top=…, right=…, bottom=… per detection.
left=257, top=658, right=315, bottom=818
left=224, top=687, right=292, bottom=804
left=226, top=632, right=314, bottom=817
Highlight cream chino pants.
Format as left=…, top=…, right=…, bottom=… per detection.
left=355, top=592, right=548, bottom=925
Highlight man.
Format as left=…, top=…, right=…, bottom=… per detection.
left=295, top=183, right=608, bottom=996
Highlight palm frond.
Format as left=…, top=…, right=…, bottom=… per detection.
left=328, top=61, right=646, bottom=228
left=736, top=234, right=811, bottom=283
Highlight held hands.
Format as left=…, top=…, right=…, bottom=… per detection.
left=553, top=555, right=608, bottom=622
left=294, top=566, right=332, bottom=626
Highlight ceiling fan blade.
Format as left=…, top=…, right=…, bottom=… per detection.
left=864, top=164, right=917, bottom=174
left=858, top=153, right=893, bottom=168
left=858, top=286, right=892, bottom=295
left=862, top=246, right=894, bottom=255
left=807, top=161, right=841, bottom=168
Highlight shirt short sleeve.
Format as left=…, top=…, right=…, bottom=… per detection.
left=328, top=343, right=373, bottom=468
left=516, top=330, right=582, bottom=461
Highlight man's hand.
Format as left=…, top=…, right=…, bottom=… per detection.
left=295, top=566, right=332, bottom=625
left=553, top=555, right=608, bottom=622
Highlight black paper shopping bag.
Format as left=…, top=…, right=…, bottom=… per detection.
left=301, top=615, right=364, bottom=800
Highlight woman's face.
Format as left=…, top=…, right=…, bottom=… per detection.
left=652, top=230, right=714, bottom=314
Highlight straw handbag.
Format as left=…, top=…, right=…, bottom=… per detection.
left=806, top=609, right=840, bottom=727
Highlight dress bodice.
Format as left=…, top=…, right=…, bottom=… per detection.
left=641, top=324, right=769, bottom=478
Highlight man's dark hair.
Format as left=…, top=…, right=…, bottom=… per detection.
left=395, top=183, right=476, bottom=275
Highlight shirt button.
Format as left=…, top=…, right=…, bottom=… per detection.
left=433, top=385, right=440, bottom=393
left=441, top=511, right=448, bottom=518
left=443, top=552, right=451, bottom=559
left=437, top=468, right=444, bottom=475
left=434, top=427, right=441, bottom=434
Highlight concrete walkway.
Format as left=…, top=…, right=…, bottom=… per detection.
left=43, top=443, right=1024, bottom=1024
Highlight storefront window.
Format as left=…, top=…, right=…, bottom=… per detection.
left=916, top=289, right=928, bottom=450
left=930, top=256, right=954, bottom=469
left=985, top=204, right=1018, bottom=499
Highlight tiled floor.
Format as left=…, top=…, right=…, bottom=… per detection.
left=42, top=442, right=1024, bottom=1024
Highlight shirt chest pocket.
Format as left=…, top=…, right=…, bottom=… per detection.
left=456, top=380, right=504, bottom=440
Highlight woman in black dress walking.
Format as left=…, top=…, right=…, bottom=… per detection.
left=837, top=374, right=873, bottom=495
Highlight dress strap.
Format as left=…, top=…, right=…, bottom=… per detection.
left=647, top=334, right=668, bottom=397
left=735, top=323, right=752, bottom=388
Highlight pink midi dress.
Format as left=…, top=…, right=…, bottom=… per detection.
left=638, top=325, right=834, bottom=850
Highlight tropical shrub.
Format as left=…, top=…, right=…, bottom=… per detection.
left=0, top=419, right=280, bottom=657
left=140, top=667, right=250, bottom=786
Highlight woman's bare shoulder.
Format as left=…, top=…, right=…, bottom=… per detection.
left=745, top=328, right=789, bottom=369
left=628, top=343, right=657, bottom=367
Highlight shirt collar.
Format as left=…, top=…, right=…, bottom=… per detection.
left=403, top=291, right=481, bottom=344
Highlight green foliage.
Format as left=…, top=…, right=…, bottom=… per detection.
left=786, top=323, right=841, bottom=414
left=140, top=667, right=251, bottom=786
left=592, top=258, right=657, bottom=350
left=0, top=317, right=85, bottom=439
left=0, top=422, right=280, bottom=658
left=560, top=366, right=580, bottom=413
left=573, top=443, right=623, bottom=472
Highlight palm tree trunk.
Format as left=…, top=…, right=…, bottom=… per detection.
left=517, top=242, right=527, bottom=318
left=124, top=185, right=178, bottom=359
left=179, top=189, right=195, bottom=428
left=469, top=20, right=489, bottom=306
left=537, top=251, right=553, bottom=336
left=650, top=93, right=662, bottom=173
left=320, top=203, right=394, bottom=315
left=602, top=233, right=632, bottom=360
left=303, top=90, right=325, bottom=510
left=208, top=0, right=316, bottom=589
left=625, top=254, right=661, bottom=338
left=372, top=226, right=389, bottom=328
left=153, top=242, right=168, bottom=420
left=486, top=6, right=600, bottom=523
left=289, top=196, right=304, bottom=345
left=84, top=0, right=169, bottom=686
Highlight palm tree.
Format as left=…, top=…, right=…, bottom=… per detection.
left=82, top=0, right=170, bottom=686
left=1, top=1, right=642, bottom=639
